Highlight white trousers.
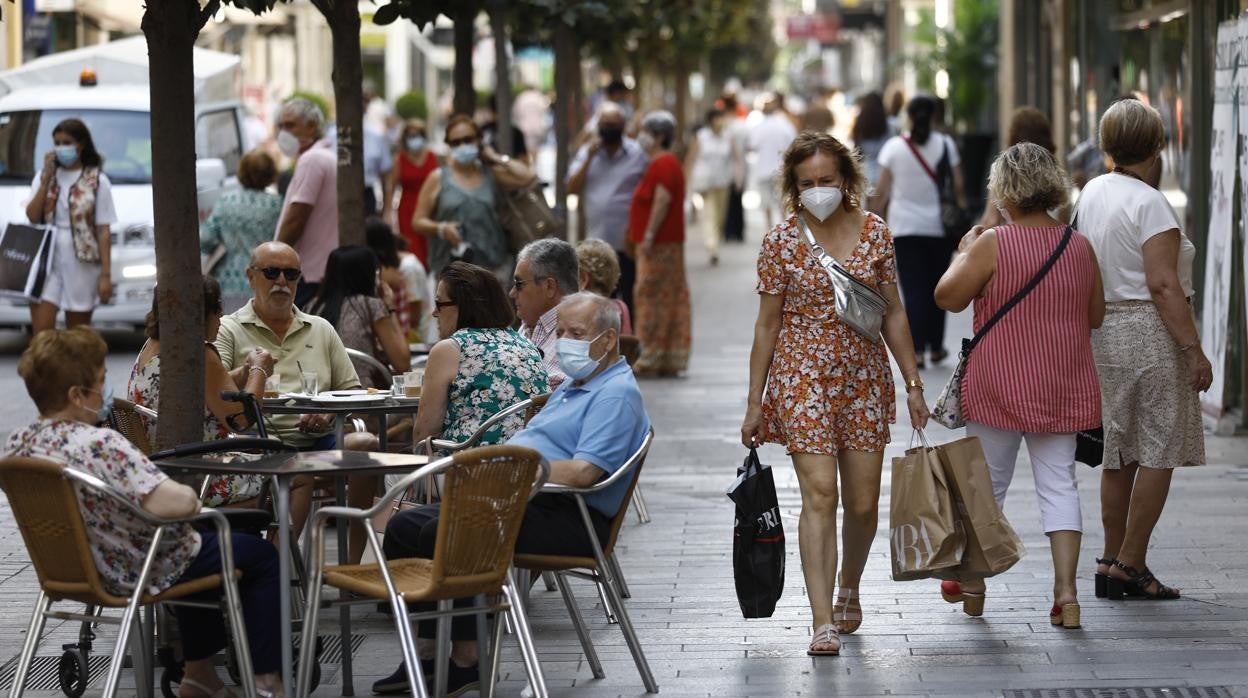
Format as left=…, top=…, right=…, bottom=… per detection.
left=965, top=422, right=1082, bottom=534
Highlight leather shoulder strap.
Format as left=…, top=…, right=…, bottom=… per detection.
left=901, top=136, right=939, bottom=186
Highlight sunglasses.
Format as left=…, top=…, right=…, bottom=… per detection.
left=252, top=266, right=302, bottom=282
left=446, top=136, right=477, bottom=147
left=433, top=299, right=456, bottom=310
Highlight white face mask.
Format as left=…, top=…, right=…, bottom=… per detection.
left=555, top=331, right=608, bottom=381
left=276, top=129, right=302, bottom=158
left=637, top=131, right=656, bottom=151
left=800, top=186, right=844, bottom=221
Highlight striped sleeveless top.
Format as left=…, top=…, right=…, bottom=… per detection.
left=962, top=225, right=1102, bottom=433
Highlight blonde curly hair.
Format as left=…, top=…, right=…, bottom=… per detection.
left=988, top=142, right=1070, bottom=215
left=575, top=239, right=621, bottom=296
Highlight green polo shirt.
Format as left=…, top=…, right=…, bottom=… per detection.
left=215, top=300, right=360, bottom=447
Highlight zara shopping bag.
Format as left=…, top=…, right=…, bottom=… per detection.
left=727, top=449, right=785, bottom=618
left=931, top=436, right=1026, bottom=581
left=889, top=432, right=963, bottom=581
left=0, top=223, right=54, bottom=302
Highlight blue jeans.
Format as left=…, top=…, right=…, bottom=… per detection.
left=172, top=532, right=282, bottom=674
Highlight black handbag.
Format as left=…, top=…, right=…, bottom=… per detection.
left=0, top=223, right=54, bottom=302
left=902, top=136, right=972, bottom=240
left=1075, top=427, right=1104, bottom=467
left=727, top=449, right=785, bottom=618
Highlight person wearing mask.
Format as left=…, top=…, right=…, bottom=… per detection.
left=567, top=102, right=649, bottom=313
left=871, top=95, right=966, bottom=368
left=388, top=119, right=439, bottom=266
left=849, top=92, right=896, bottom=190
left=274, top=97, right=338, bottom=307
left=8, top=328, right=285, bottom=698
left=934, top=143, right=1105, bottom=628
left=749, top=94, right=799, bottom=231
left=978, top=107, right=1065, bottom=227
left=1075, top=99, right=1210, bottom=601
left=685, top=106, right=745, bottom=266
left=24, top=118, right=116, bottom=334
left=628, top=111, right=692, bottom=377
left=410, top=115, right=536, bottom=280
left=477, top=95, right=530, bottom=163
left=200, top=149, right=283, bottom=312
left=741, top=131, right=928, bottom=657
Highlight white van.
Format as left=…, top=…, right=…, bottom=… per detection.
left=0, top=37, right=248, bottom=331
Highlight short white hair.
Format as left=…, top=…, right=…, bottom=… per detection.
left=281, top=97, right=325, bottom=136
left=558, top=291, right=621, bottom=334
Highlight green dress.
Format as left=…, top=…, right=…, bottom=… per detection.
left=442, top=327, right=549, bottom=445
left=200, top=188, right=283, bottom=297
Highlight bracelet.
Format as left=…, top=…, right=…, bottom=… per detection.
left=248, top=366, right=270, bottom=378
left=1178, top=340, right=1198, bottom=353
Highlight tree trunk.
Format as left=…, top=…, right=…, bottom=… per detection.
left=674, top=59, right=689, bottom=151
left=488, top=3, right=512, bottom=156
left=324, top=1, right=365, bottom=246
left=553, top=22, right=575, bottom=239
left=452, top=4, right=476, bottom=116
left=141, top=1, right=207, bottom=451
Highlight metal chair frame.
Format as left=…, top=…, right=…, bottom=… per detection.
left=296, top=447, right=552, bottom=698
left=515, top=428, right=658, bottom=694
left=0, top=458, right=257, bottom=698
left=345, top=347, right=394, bottom=386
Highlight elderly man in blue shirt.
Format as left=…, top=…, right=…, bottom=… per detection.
left=374, top=291, right=652, bottom=696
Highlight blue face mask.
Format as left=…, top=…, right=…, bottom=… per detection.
left=85, top=382, right=114, bottom=423
left=451, top=144, right=480, bottom=165
left=55, top=145, right=79, bottom=167
left=555, top=331, right=609, bottom=381
left=406, top=136, right=426, bottom=152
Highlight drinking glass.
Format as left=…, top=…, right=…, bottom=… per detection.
left=263, top=374, right=281, bottom=399
left=404, top=369, right=424, bottom=398
left=300, top=371, right=320, bottom=396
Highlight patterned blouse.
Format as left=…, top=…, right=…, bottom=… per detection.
left=127, top=348, right=265, bottom=507
left=442, top=327, right=549, bottom=446
left=200, top=188, right=284, bottom=297
left=4, top=419, right=201, bottom=596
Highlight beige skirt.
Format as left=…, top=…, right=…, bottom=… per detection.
left=1091, top=301, right=1204, bottom=470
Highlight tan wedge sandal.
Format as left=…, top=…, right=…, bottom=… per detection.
left=1050, top=602, right=1081, bottom=629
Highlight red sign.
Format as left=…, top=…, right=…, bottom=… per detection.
left=786, top=14, right=840, bottom=43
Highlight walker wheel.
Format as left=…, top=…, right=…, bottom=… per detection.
left=57, top=649, right=88, bottom=697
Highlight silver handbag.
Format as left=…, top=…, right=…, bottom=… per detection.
left=800, top=219, right=888, bottom=342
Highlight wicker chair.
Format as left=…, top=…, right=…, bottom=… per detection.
left=109, top=398, right=156, bottom=455
left=513, top=428, right=658, bottom=694
left=296, top=445, right=551, bottom=698
left=618, top=335, right=642, bottom=366
left=0, top=456, right=256, bottom=698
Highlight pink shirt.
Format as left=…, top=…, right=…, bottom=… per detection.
left=278, top=139, right=338, bottom=282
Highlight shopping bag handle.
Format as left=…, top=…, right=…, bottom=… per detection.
left=908, top=429, right=933, bottom=450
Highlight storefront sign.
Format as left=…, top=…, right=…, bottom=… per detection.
left=1200, top=19, right=1238, bottom=417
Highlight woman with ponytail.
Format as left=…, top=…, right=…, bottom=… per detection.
left=869, top=95, right=965, bottom=368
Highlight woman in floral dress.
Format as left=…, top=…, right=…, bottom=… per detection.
left=411, top=261, right=548, bottom=451
left=199, top=149, right=283, bottom=311
left=128, top=275, right=273, bottom=506
left=740, top=132, right=929, bottom=657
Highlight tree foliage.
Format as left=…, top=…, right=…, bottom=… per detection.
left=907, top=0, right=999, bottom=131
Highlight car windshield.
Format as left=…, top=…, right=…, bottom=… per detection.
left=0, top=109, right=152, bottom=184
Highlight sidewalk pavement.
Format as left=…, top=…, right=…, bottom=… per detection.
left=1, top=206, right=1246, bottom=697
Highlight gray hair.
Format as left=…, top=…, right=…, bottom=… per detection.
left=558, top=291, right=621, bottom=334
left=597, top=101, right=625, bottom=121
left=640, top=110, right=677, bottom=149
left=518, top=238, right=579, bottom=295
left=281, top=97, right=326, bottom=136
left=988, top=142, right=1070, bottom=215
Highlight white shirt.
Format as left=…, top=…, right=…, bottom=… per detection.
left=690, top=127, right=734, bottom=192
left=748, top=113, right=797, bottom=181
left=877, top=133, right=960, bottom=237
left=398, top=252, right=436, bottom=344
left=28, top=169, right=118, bottom=229
left=1074, top=172, right=1193, bottom=302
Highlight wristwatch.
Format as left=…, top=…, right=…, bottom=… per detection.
left=497, top=154, right=512, bottom=165
left=905, top=378, right=925, bottom=392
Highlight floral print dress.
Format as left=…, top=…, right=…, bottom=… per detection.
left=4, top=419, right=201, bottom=596
left=442, top=328, right=549, bottom=446
left=757, top=213, right=898, bottom=454
left=128, top=350, right=264, bottom=507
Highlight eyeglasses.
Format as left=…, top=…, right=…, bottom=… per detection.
left=433, top=299, right=456, bottom=310
left=446, top=136, right=477, bottom=147
left=251, top=266, right=302, bottom=282
left=513, top=276, right=549, bottom=291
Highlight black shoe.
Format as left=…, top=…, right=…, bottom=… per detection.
left=372, top=659, right=435, bottom=695
left=438, top=661, right=481, bottom=698
left=930, top=348, right=950, bottom=365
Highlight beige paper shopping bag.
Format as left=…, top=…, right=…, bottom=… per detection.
left=889, top=435, right=963, bottom=581
left=932, top=435, right=1025, bottom=582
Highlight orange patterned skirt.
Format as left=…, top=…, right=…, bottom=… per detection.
left=632, top=242, right=691, bottom=376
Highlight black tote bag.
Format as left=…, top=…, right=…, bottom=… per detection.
left=727, top=449, right=785, bottom=618
left=0, top=223, right=54, bottom=302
